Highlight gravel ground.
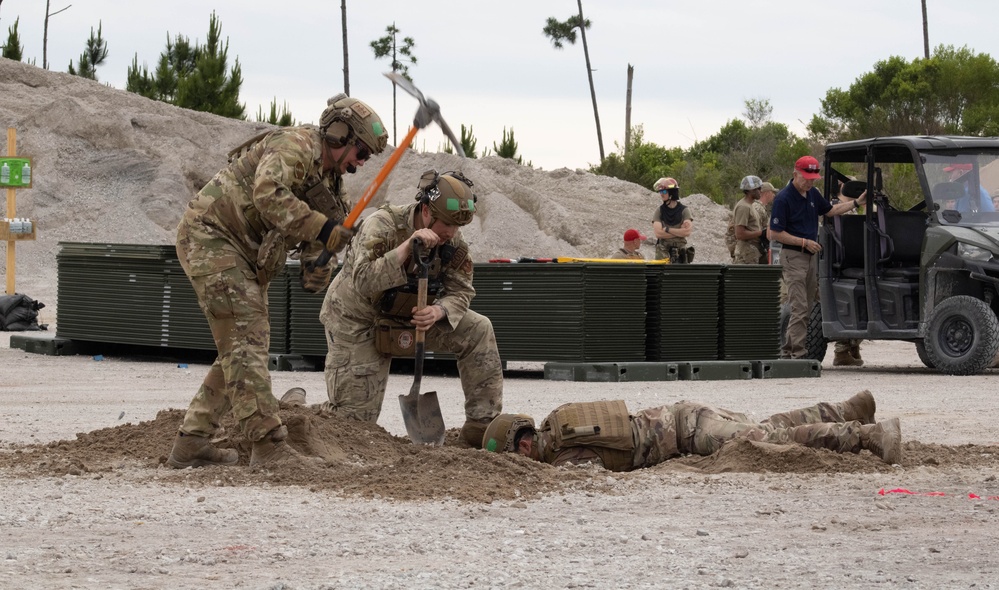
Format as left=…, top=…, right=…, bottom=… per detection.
left=2, top=332, right=999, bottom=590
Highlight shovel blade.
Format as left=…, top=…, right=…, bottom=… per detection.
left=398, top=390, right=446, bottom=446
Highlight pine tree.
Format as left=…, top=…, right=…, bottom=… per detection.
left=371, top=23, right=417, bottom=141
left=492, top=127, right=523, bottom=164
left=126, top=13, right=245, bottom=120
left=256, top=98, right=295, bottom=127
left=68, top=22, right=108, bottom=80
left=2, top=17, right=24, bottom=61
left=175, top=12, right=245, bottom=119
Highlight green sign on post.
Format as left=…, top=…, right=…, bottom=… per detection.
left=0, top=157, right=32, bottom=188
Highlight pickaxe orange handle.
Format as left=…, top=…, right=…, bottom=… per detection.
left=343, top=125, right=420, bottom=230
left=310, top=125, right=420, bottom=269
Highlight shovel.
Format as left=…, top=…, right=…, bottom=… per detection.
left=398, top=238, right=447, bottom=445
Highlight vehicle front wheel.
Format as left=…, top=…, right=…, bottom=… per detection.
left=923, top=296, right=999, bottom=375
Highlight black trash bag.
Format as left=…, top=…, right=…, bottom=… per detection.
left=0, top=293, right=48, bottom=331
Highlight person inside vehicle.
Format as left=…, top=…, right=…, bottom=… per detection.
left=943, top=163, right=995, bottom=213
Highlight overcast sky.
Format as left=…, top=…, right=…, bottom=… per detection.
left=2, top=1, right=997, bottom=171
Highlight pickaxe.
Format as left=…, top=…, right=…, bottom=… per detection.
left=310, top=73, right=464, bottom=269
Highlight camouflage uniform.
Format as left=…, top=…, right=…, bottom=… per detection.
left=176, top=126, right=345, bottom=442
left=732, top=198, right=766, bottom=265
left=653, top=204, right=694, bottom=262
left=534, top=399, right=868, bottom=472
left=319, top=202, right=503, bottom=423
left=608, top=248, right=644, bottom=260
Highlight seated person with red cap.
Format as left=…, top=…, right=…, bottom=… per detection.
left=942, top=163, right=994, bottom=213
left=609, top=228, right=647, bottom=260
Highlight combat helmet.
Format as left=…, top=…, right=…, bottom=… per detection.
left=319, top=94, right=389, bottom=155
left=415, top=169, right=477, bottom=226
left=740, top=175, right=763, bottom=191
left=482, top=414, right=536, bottom=453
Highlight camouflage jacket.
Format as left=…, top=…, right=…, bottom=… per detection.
left=535, top=401, right=682, bottom=472
left=181, top=126, right=347, bottom=273
left=322, top=202, right=475, bottom=340
left=608, top=248, right=644, bottom=260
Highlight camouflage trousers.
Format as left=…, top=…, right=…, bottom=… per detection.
left=631, top=406, right=682, bottom=468
left=323, top=309, right=504, bottom=423
left=672, top=399, right=864, bottom=458
left=733, top=240, right=765, bottom=265
left=655, top=238, right=693, bottom=264
left=175, top=224, right=281, bottom=443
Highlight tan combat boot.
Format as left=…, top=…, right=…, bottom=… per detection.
left=460, top=418, right=493, bottom=449
left=280, top=387, right=307, bottom=406
left=167, top=432, right=239, bottom=469
left=833, top=349, right=864, bottom=367
left=250, top=425, right=316, bottom=467
left=839, top=390, right=876, bottom=425
left=862, top=418, right=901, bottom=464
left=850, top=343, right=863, bottom=362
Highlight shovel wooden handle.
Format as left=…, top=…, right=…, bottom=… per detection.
left=415, top=274, right=428, bottom=343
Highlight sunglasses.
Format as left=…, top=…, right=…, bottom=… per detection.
left=354, top=141, right=372, bottom=162
left=800, top=165, right=820, bottom=173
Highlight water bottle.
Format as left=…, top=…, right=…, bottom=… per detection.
left=0, top=162, right=9, bottom=184
left=22, top=162, right=30, bottom=185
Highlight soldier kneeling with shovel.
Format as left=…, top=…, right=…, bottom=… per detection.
left=317, top=169, right=503, bottom=446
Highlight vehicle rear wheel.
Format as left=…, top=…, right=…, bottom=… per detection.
left=779, top=301, right=828, bottom=361
left=923, top=296, right=999, bottom=375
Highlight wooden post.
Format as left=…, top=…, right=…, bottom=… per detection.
left=6, top=127, right=16, bottom=295
left=625, top=64, right=634, bottom=158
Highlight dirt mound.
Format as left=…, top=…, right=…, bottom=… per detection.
left=662, top=437, right=999, bottom=474
left=0, top=404, right=587, bottom=502
left=4, top=404, right=996, bottom=503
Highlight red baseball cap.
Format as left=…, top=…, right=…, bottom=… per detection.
left=943, top=163, right=973, bottom=173
left=795, top=156, right=822, bottom=180
left=623, top=228, right=647, bottom=241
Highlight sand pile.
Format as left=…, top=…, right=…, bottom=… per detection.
left=0, top=57, right=732, bottom=322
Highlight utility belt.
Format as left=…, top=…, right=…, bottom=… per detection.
left=781, top=243, right=813, bottom=255
left=374, top=278, right=442, bottom=357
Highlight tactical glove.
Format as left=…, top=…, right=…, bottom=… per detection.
left=300, top=258, right=333, bottom=293
left=318, top=219, right=354, bottom=255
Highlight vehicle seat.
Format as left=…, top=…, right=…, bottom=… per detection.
left=834, top=214, right=866, bottom=280
left=878, top=208, right=926, bottom=281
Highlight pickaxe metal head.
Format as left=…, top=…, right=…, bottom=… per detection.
left=384, top=71, right=465, bottom=158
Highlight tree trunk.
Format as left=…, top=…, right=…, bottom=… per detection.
left=576, top=0, right=604, bottom=163
left=43, top=2, right=71, bottom=71
left=341, top=0, right=350, bottom=95
left=921, top=0, right=929, bottom=59
left=391, top=24, right=398, bottom=141
left=43, top=0, right=50, bottom=70
left=625, top=64, right=633, bottom=157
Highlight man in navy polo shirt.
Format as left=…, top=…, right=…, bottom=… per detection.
left=770, top=156, right=866, bottom=359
